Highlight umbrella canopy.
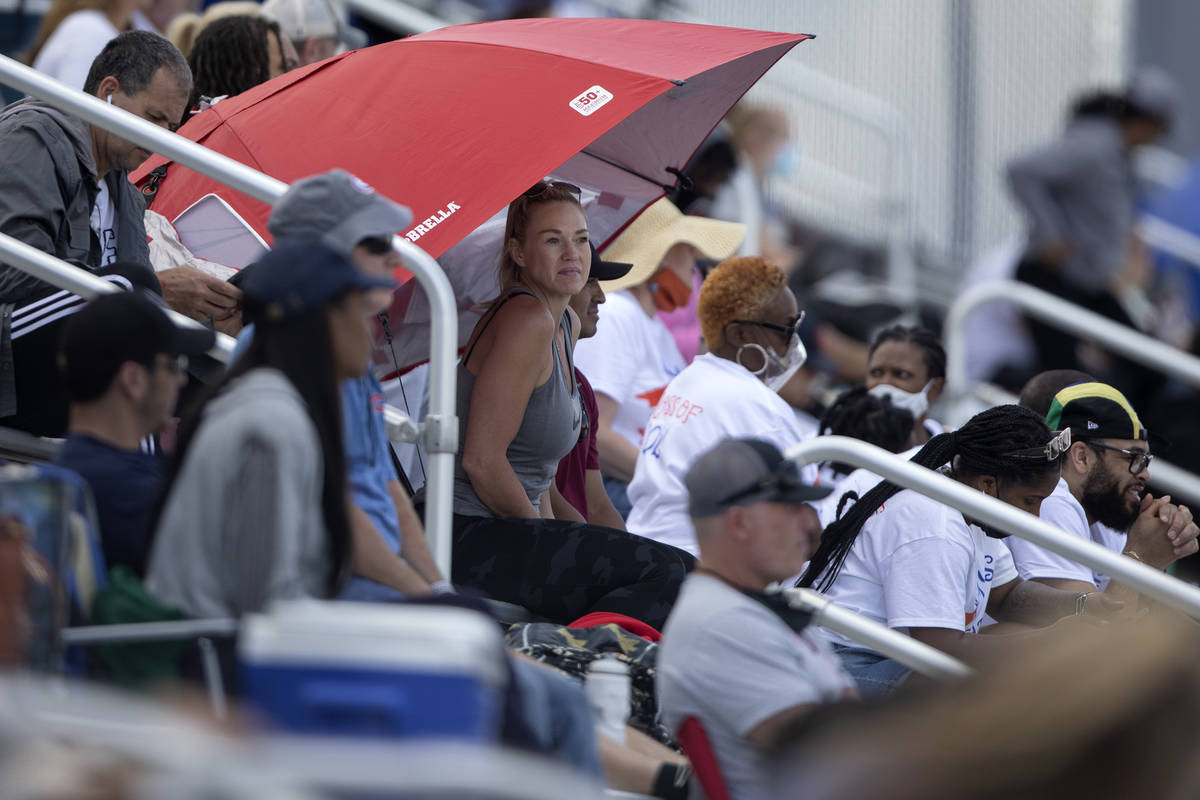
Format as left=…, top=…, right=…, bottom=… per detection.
left=133, top=17, right=810, bottom=368
left=137, top=18, right=808, bottom=254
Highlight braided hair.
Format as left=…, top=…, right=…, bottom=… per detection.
left=186, top=15, right=283, bottom=123
left=868, top=325, right=946, bottom=382
left=798, top=404, right=1060, bottom=592
left=819, top=386, right=915, bottom=479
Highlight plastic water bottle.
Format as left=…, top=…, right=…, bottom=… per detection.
left=585, top=655, right=630, bottom=743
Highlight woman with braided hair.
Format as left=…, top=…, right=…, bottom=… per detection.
left=798, top=404, right=1120, bottom=697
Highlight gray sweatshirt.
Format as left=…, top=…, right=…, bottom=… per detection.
left=146, top=369, right=329, bottom=619
left=1006, top=116, right=1135, bottom=289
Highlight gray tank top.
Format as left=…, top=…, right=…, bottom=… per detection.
left=452, top=288, right=582, bottom=517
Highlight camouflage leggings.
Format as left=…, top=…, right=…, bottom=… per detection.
left=451, top=514, right=695, bottom=630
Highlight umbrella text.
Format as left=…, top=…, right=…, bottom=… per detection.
left=405, top=202, right=462, bottom=243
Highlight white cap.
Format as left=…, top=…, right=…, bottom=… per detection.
left=260, top=0, right=367, bottom=49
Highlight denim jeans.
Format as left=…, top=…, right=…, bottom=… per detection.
left=602, top=475, right=632, bottom=520
left=831, top=643, right=912, bottom=699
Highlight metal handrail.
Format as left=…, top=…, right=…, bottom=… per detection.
left=0, top=54, right=458, bottom=576
left=944, top=280, right=1200, bottom=407
left=1139, top=213, right=1200, bottom=272
left=786, top=437, right=1200, bottom=618
left=60, top=618, right=238, bottom=645
left=343, top=0, right=445, bottom=34
left=784, top=588, right=971, bottom=682
left=0, top=232, right=237, bottom=358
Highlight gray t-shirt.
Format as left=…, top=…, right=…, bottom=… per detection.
left=146, top=368, right=329, bottom=618
left=658, top=574, right=853, bottom=800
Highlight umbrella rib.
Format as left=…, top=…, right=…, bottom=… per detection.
left=578, top=149, right=679, bottom=193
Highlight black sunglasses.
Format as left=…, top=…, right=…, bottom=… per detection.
left=358, top=237, right=393, bottom=255
left=730, top=310, right=806, bottom=340
left=716, top=466, right=805, bottom=509
left=1088, top=441, right=1153, bottom=474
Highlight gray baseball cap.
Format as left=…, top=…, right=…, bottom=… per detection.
left=686, top=438, right=830, bottom=518
left=268, top=170, right=413, bottom=257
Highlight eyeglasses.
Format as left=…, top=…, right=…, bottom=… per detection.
left=731, top=310, right=806, bottom=340
left=1088, top=441, right=1153, bottom=474
left=521, top=180, right=582, bottom=201
left=1003, top=428, right=1072, bottom=462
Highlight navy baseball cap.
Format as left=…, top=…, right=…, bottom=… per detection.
left=241, top=238, right=396, bottom=324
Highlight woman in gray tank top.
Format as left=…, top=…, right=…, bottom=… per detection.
left=442, top=181, right=693, bottom=629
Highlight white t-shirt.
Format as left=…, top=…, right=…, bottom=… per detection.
left=1006, top=478, right=1125, bottom=590
left=574, top=291, right=685, bottom=448
left=658, top=574, right=852, bottom=800
left=817, top=488, right=1019, bottom=646
left=624, top=353, right=818, bottom=555
left=812, top=445, right=923, bottom=528
left=91, top=180, right=117, bottom=266
left=33, top=11, right=119, bottom=91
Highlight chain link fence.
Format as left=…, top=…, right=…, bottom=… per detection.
left=664, top=0, right=1131, bottom=307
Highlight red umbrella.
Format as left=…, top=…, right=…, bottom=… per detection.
left=133, top=17, right=810, bottom=367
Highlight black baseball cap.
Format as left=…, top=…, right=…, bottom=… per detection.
left=241, top=237, right=396, bottom=324
left=686, top=438, right=831, bottom=518
left=590, top=242, right=633, bottom=282
left=1045, top=382, right=1148, bottom=442
left=60, top=289, right=215, bottom=372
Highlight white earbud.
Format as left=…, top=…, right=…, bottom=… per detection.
left=106, top=94, right=113, bottom=104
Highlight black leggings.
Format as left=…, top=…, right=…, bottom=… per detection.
left=1014, top=257, right=1164, bottom=411
left=449, top=513, right=695, bottom=631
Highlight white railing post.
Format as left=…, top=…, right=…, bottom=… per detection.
left=783, top=588, right=971, bottom=681
left=786, top=436, right=1200, bottom=618
left=0, top=54, right=459, bottom=577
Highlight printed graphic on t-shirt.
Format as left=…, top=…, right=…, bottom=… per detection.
left=635, top=385, right=669, bottom=440
left=92, top=180, right=117, bottom=266
left=965, top=550, right=1002, bottom=632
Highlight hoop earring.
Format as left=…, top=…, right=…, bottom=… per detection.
left=735, top=343, right=769, bottom=376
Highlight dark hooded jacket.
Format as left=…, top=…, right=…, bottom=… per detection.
left=0, top=97, right=149, bottom=302
left=0, top=97, right=150, bottom=414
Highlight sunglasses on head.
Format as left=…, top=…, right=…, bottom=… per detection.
left=521, top=180, right=582, bottom=201
left=1003, top=428, right=1072, bottom=462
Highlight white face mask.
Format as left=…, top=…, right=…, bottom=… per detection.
left=739, top=334, right=808, bottom=393
left=868, top=381, right=932, bottom=419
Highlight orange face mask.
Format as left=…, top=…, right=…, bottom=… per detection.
left=648, top=268, right=692, bottom=312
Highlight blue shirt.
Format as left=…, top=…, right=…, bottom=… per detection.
left=54, top=434, right=164, bottom=576
left=342, top=370, right=402, bottom=550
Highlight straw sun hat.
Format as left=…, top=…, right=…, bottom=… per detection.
left=598, top=197, right=745, bottom=292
